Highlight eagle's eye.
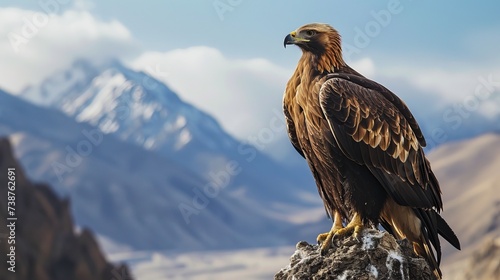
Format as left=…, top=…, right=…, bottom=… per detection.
left=305, top=30, right=317, bottom=37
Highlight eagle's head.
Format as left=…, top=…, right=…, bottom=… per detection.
left=284, top=23, right=340, bottom=53
left=284, top=23, right=345, bottom=71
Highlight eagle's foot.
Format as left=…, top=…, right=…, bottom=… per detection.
left=332, top=213, right=364, bottom=243
left=317, top=226, right=343, bottom=255
left=332, top=224, right=363, bottom=241
left=317, top=212, right=343, bottom=255
left=317, top=231, right=333, bottom=244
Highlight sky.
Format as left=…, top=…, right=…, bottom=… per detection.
left=0, top=0, right=499, bottom=160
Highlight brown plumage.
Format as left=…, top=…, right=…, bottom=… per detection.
left=283, top=23, right=460, bottom=279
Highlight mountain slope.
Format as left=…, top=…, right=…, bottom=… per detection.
left=426, top=133, right=500, bottom=279
left=429, top=133, right=500, bottom=261
left=442, top=236, right=500, bottom=280
left=0, top=138, right=132, bottom=280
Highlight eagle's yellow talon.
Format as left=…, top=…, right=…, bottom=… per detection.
left=353, top=225, right=363, bottom=241
left=318, top=230, right=337, bottom=254
left=316, top=232, right=330, bottom=244
left=317, top=212, right=344, bottom=254
left=332, top=213, right=364, bottom=242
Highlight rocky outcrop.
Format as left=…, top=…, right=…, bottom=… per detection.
left=0, top=138, right=132, bottom=280
left=275, top=229, right=435, bottom=280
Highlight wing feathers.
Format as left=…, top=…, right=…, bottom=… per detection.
left=325, top=73, right=427, bottom=147
left=319, top=76, right=442, bottom=210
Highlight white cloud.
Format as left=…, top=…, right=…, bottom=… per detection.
left=131, top=46, right=294, bottom=158
left=73, top=0, right=96, bottom=11
left=374, top=58, right=500, bottom=127
left=374, top=26, right=500, bottom=107
left=382, top=66, right=496, bottom=102
left=350, top=57, right=376, bottom=78
left=0, top=7, right=139, bottom=93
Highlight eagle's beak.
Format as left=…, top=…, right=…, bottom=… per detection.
left=284, top=34, right=294, bottom=48
left=283, top=31, right=309, bottom=48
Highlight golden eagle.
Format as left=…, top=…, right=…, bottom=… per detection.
left=283, top=23, right=460, bottom=278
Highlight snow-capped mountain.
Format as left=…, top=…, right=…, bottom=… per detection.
left=20, top=60, right=241, bottom=174
left=19, top=60, right=101, bottom=107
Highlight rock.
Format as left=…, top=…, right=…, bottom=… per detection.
left=275, top=228, right=436, bottom=280
left=0, top=138, right=133, bottom=280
